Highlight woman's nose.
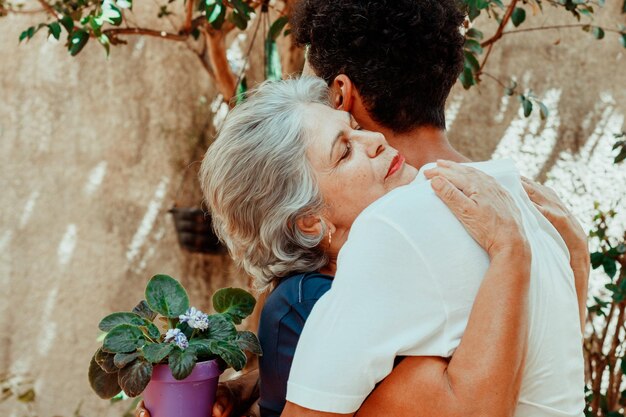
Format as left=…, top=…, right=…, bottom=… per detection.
left=363, top=132, right=386, bottom=158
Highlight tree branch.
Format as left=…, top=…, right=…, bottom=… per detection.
left=202, top=25, right=237, bottom=101
left=183, top=0, right=194, bottom=33
left=501, top=24, right=624, bottom=36
left=103, top=27, right=188, bottom=41
left=478, top=0, right=519, bottom=77
left=36, top=0, right=62, bottom=19
left=0, top=6, right=46, bottom=14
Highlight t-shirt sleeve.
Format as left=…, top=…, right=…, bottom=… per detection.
left=286, top=215, right=449, bottom=413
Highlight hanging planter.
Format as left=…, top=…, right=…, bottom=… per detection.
left=169, top=206, right=222, bottom=254
left=170, top=160, right=223, bottom=254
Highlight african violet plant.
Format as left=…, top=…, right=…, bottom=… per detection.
left=88, top=274, right=262, bottom=399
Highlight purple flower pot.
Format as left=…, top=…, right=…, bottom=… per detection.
left=142, top=359, right=223, bottom=417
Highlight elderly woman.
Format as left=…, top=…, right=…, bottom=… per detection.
left=199, top=77, right=587, bottom=417
left=137, top=77, right=587, bottom=417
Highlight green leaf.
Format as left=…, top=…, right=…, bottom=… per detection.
left=236, top=330, right=262, bottom=355
left=145, top=274, right=190, bottom=318
left=463, top=51, right=480, bottom=72
left=142, top=343, right=174, bottom=363
left=118, top=359, right=152, bottom=397
left=229, top=0, right=253, bottom=17
left=268, top=16, right=289, bottom=41
left=518, top=95, right=533, bottom=117
left=592, top=26, right=605, bottom=40
left=89, top=355, right=121, bottom=399
left=212, top=288, right=256, bottom=324
left=265, top=39, right=282, bottom=81
left=211, top=340, right=247, bottom=371
left=68, top=29, right=89, bottom=56
left=590, top=252, right=604, bottom=269
left=539, top=101, right=549, bottom=120
left=459, top=67, right=475, bottom=89
left=99, top=312, right=145, bottom=332
left=188, top=338, right=214, bottom=357
left=48, top=22, right=61, bottom=40
left=466, top=28, right=484, bottom=41
left=96, top=0, right=122, bottom=26
left=206, top=0, right=225, bottom=28
left=466, top=0, right=482, bottom=21
left=227, top=10, right=247, bottom=30
left=511, top=7, right=526, bottom=27
left=103, top=324, right=146, bottom=353
left=464, top=39, right=483, bottom=55
left=59, top=15, right=74, bottom=32
left=603, top=257, right=617, bottom=278
left=114, top=352, right=141, bottom=368
left=132, top=300, right=157, bottom=321
left=168, top=348, right=197, bottom=380
left=235, top=77, right=247, bottom=106
left=19, top=26, right=38, bottom=43
left=95, top=348, right=118, bottom=373
left=142, top=320, right=161, bottom=340
left=205, top=314, right=237, bottom=340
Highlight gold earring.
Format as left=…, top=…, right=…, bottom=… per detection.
left=328, top=230, right=332, bottom=246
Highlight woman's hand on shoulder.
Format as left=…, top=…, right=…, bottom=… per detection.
left=520, top=176, right=588, bottom=257
left=424, top=160, right=530, bottom=260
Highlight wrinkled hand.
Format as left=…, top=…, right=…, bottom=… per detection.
left=521, top=176, right=589, bottom=329
left=424, top=160, right=528, bottom=258
left=134, top=384, right=236, bottom=417
left=520, top=177, right=588, bottom=256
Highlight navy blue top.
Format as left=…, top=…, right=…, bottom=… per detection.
left=257, top=272, right=333, bottom=417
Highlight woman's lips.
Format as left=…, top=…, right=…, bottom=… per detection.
left=385, top=153, right=405, bottom=179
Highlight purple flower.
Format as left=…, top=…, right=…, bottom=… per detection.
left=164, top=328, right=188, bottom=350
left=179, top=307, right=210, bottom=331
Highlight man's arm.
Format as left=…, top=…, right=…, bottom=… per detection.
left=283, top=245, right=529, bottom=417
left=356, top=246, right=529, bottom=417
left=282, top=162, right=531, bottom=417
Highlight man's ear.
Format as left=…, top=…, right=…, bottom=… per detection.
left=330, top=74, right=355, bottom=112
left=295, top=214, right=324, bottom=237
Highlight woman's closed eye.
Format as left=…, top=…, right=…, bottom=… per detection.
left=340, top=141, right=352, bottom=161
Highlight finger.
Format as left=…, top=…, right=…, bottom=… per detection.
left=431, top=163, right=493, bottom=198
left=521, top=180, right=549, bottom=206
left=431, top=176, right=475, bottom=217
left=135, top=401, right=147, bottom=417
left=531, top=201, right=550, bottom=218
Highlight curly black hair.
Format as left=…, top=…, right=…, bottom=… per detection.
left=291, top=0, right=466, bottom=132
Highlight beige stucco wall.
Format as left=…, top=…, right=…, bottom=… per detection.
left=1, top=2, right=625, bottom=416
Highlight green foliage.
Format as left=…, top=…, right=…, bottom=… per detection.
left=142, top=343, right=174, bottom=363
left=212, top=287, right=256, bottom=324
left=456, top=0, right=625, bottom=118
left=117, top=359, right=152, bottom=397
left=88, top=355, right=122, bottom=399
left=145, top=274, right=190, bottom=318
left=88, top=275, right=262, bottom=399
left=103, top=324, right=147, bottom=353
left=585, top=195, right=626, bottom=415
left=168, top=347, right=197, bottom=380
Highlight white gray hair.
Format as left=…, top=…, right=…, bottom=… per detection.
left=200, top=77, right=332, bottom=291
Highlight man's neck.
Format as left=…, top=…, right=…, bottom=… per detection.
left=380, top=125, right=470, bottom=169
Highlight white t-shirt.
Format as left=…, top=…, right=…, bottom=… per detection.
left=286, top=160, right=585, bottom=416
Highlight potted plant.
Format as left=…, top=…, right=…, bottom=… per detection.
left=88, top=274, right=262, bottom=417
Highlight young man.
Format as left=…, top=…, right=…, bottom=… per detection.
left=276, top=1, right=588, bottom=417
